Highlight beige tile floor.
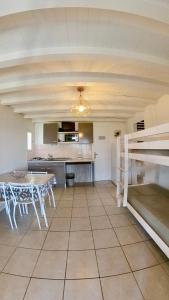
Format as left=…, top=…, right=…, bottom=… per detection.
left=0, top=182, right=168, bottom=300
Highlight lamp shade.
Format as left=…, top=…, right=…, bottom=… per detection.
left=70, top=87, right=91, bottom=117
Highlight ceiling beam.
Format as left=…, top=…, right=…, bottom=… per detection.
left=0, top=95, right=156, bottom=106
left=31, top=117, right=126, bottom=123
left=0, top=72, right=169, bottom=94
left=24, top=112, right=132, bottom=119
left=0, top=47, right=169, bottom=69
left=1, top=1, right=169, bottom=28
left=13, top=104, right=143, bottom=113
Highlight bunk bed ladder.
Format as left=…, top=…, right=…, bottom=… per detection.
left=123, top=134, right=129, bottom=207
left=116, top=136, right=128, bottom=207
left=116, top=136, right=121, bottom=206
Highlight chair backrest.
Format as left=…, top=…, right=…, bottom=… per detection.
left=0, top=182, right=6, bottom=202
left=9, top=183, right=35, bottom=203
left=0, top=182, right=11, bottom=202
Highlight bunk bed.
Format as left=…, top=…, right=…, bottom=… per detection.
left=116, top=123, right=169, bottom=258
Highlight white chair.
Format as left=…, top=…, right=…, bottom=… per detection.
left=0, top=182, right=14, bottom=229
left=9, top=183, right=48, bottom=229
left=28, top=171, right=56, bottom=207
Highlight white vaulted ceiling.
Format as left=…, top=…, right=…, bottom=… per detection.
left=0, top=0, right=169, bottom=122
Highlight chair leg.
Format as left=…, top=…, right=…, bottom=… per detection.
left=40, top=201, right=44, bottom=217
left=18, top=204, right=22, bottom=216
left=22, top=204, right=26, bottom=214
left=36, top=186, right=48, bottom=227
left=47, top=189, right=52, bottom=206
left=41, top=202, right=48, bottom=228
left=25, top=204, right=28, bottom=214
left=49, top=185, right=56, bottom=208
left=5, top=202, right=14, bottom=230
left=32, top=201, right=41, bottom=230
left=13, top=204, right=18, bottom=229
left=37, top=188, right=46, bottom=216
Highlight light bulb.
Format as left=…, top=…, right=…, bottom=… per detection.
left=78, top=105, right=86, bottom=112
left=70, top=87, right=91, bottom=116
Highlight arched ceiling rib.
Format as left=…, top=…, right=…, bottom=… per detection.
left=1, top=0, right=169, bottom=24
left=0, top=3, right=168, bottom=122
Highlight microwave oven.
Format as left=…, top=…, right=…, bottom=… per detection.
left=65, top=133, right=79, bottom=142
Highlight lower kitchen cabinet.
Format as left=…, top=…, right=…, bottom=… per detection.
left=28, top=162, right=66, bottom=187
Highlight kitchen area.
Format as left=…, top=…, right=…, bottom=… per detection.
left=28, top=121, right=95, bottom=187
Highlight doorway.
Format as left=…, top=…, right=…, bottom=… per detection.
left=93, top=123, right=112, bottom=181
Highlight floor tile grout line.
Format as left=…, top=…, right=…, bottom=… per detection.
left=134, top=223, right=151, bottom=242
left=22, top=205, right=52, bottom=299
left=160, top=261, right=169, bottom=277
left=100, top=193, right=147, bottom=299
left=0, top=219, right=35, bottom=273
left=107, top=210, right=133, bottom=228
left=87, top=200, right=105, bottom=300
left=103, top=195, right=148, bottom=300
left=22, top=277, right=31, bottom=300
left=22, top=190, right=64, bottom=299
left=1, top=242, right=163, bottom=254
left=61, top=188, right=74, bottom=300
left=1, top=245, right=17, bottom=273
left=132, top=271, right=146, bottom=300
left=103, top=196, right=135, bottom=275
left=2, top=264, right=165, bottom=281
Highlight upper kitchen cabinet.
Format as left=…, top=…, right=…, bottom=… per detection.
left=43, top=123, right=58, bottom=144
left=78, top=122, right=93, bottom=144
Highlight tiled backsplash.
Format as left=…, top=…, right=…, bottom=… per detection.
left=28, top=143, right=93, bottom=160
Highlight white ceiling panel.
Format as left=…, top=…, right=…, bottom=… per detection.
left=0, top=3, right=168, bottom=121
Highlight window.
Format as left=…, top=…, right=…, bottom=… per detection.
left=27, top=132, right=32, bottom=150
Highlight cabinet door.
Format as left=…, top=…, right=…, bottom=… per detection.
left=54, top=164, right=65, bottom=186
left=28, top=163, right=46, bottom=172
left=28, top=162, right=66, bottom=187
left=45, top=164, right=65, bottom=186
left=43, top=123, right=58, bottom=144
left=78, top=122, right=93, bottom=143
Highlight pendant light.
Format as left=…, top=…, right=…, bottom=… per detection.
left=70, top=87, right=91, bottom=116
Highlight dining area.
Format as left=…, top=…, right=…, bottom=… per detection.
left=0, top=171, right=56, bottom=231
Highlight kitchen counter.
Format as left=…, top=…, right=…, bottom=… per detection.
left=27, top=159, right=95, bottom=186
left=28, top=158, right=94, bottom=163
left=67, top=159, right=94, bottom=163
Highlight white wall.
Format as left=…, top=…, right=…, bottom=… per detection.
left=144, top=95, right=169, bottom=128
left=0, top=105, right=33, bottom=174
left=127, top=95, right=169, bottom=132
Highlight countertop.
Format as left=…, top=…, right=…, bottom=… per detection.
left=65, top=159, right=94, bottom=163
left=28, top=159, right=94, bottom=163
